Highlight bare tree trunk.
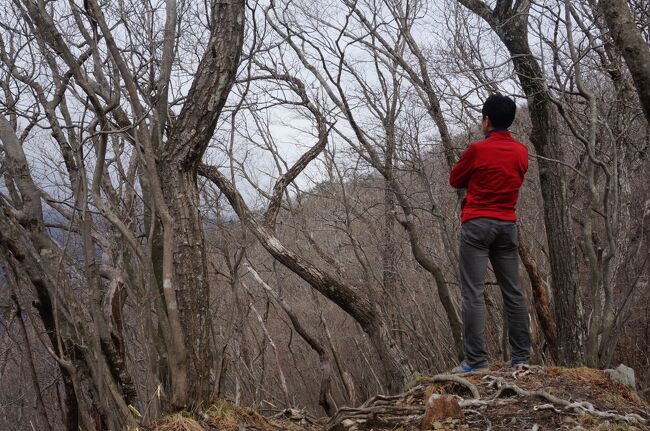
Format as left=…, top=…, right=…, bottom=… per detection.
left=320, top=310, right=356, bottom=407
left=155, top=0, right=245, bottom=403
left=382, top=104, right=404, bottom=347
left=599, top=0, right=650, bottom=122
left=158, top=166, right=213, bottom=404
left=0, top=212, right=136, bottom=430
left=246, top=264, right=336, bottom=416
left=10, top=294, right=53, bottom=431
left=2, top=0, right=246, bottom=417
left=518, top=227, right=558, bottom=361
left=0, top=114, right=135, bottom=429
left=382, top=177, right=399, bottom=335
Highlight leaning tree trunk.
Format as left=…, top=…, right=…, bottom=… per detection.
left=198, top=163, right=414, bottom=393
left=457, top=0, right=585, bottom=366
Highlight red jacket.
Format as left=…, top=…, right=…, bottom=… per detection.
left=449, top=130, right=528, bottom=223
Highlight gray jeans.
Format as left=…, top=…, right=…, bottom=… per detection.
left=459, top=218, right=530, bottom=368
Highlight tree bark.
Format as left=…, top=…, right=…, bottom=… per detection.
left=156, top=0, right=245, bottom=404
left=158, top=166, right=213, bottom=404
left=10, top=293, right=54, bottom=431
left=518, top=227, right=558, bottom=361
left=599, top=0, right=650, bottom=122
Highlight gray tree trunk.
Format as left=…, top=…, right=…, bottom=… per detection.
left=600, top=0, right=650, bottom=122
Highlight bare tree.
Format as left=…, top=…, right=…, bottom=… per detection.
left=1, top=0, right=245, bottom=426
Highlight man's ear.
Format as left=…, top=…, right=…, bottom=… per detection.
left=481, top=116, right=490, bottom=132
left=483, top=116, right=491, bottom=128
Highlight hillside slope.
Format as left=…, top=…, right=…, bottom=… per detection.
left=148, top=365, right=649, bottom=430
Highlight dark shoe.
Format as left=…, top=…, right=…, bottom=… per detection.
left=452, top=360, right=488, bottom=374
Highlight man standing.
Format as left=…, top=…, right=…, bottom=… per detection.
left=449, top=94, right=531, bottom=373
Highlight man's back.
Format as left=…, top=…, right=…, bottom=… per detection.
left=450, top=93, right=531, bottom=374
left=449, top=130, right=528, bottom=223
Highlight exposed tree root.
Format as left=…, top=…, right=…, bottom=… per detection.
left=324, top=371, right=648, bottom=430
left=324, top=384, right=426, bottom=430
left=325, top=374, right=479, bottom=430
left=427, top=374, right=481, bottom=399
left=482, top=375, right=647, bottom=424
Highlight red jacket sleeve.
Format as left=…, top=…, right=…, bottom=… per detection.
left=449, top=144, right=476, bottom=188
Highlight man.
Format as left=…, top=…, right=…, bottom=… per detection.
left=449, top=94, right=531, bottom=373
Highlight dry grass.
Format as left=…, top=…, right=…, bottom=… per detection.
left=203, top=399, right=274, bottom=430
left=149, top=413, right=204, bottom=431
left=147, top=399, right=315, bottom=431
left=536, top=366, right=647, bottom=412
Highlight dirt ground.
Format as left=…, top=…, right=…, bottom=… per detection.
left=147, top=365, right=650, bottom=431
